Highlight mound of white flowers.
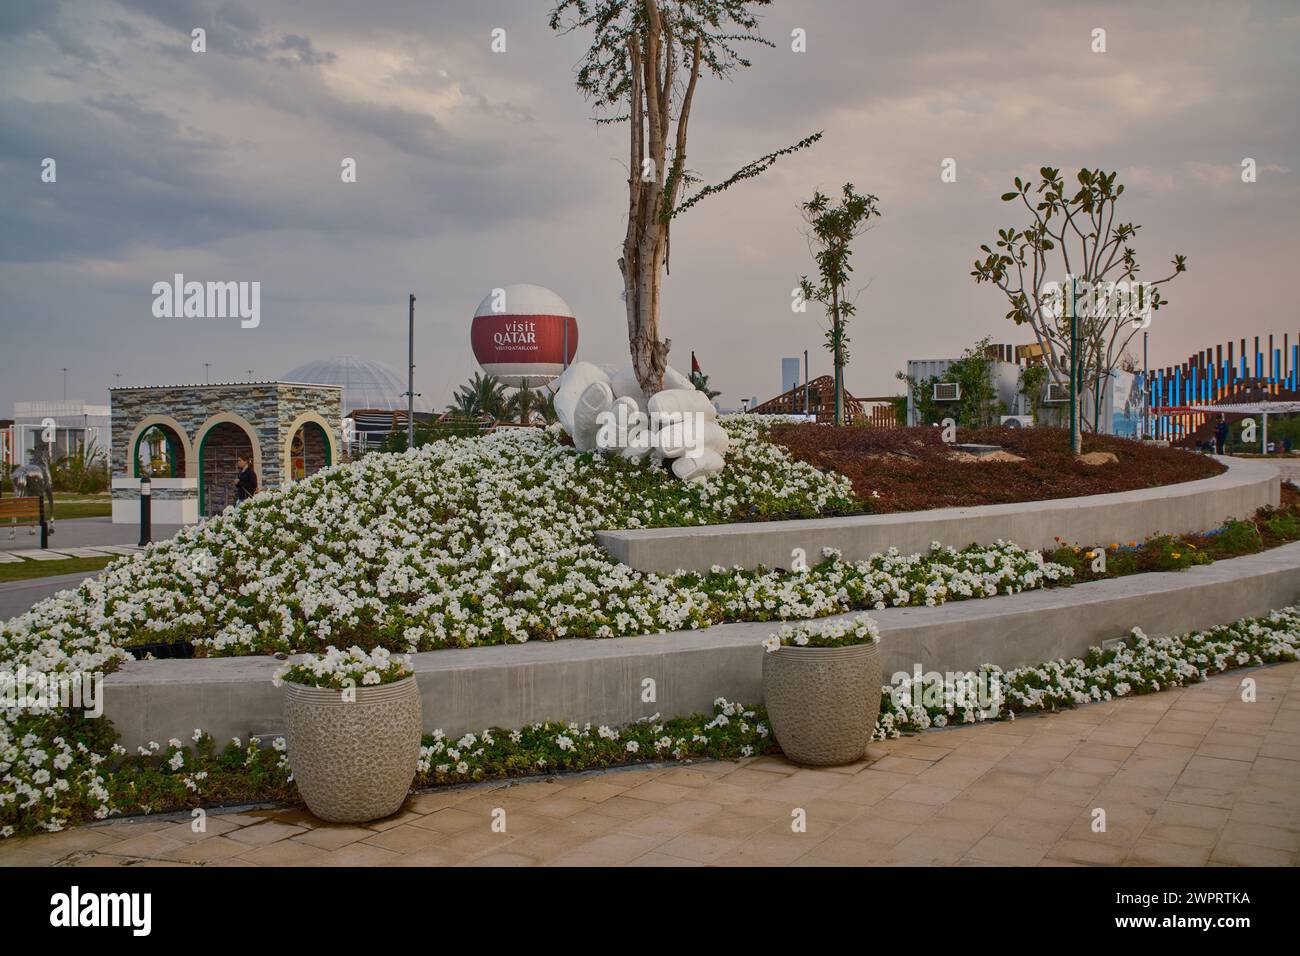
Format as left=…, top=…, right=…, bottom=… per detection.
left=1, top=418, right=1071, bottom=668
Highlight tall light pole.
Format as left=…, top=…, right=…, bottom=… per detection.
left=803, top=349, right=810, bottom=417
left=203, top=363, right=211, bottom=384
left=1142, top=329, right=1149, bottom=440
left=1068, top=276, right=1080, bottom=454
left=406, top=293, right=417, bottom=450
left=61, top=368, right=68, bottom=400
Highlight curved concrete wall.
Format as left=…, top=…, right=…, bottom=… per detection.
left=596, top=455, right=1279, bottom=574
left=100, top=540, right=1300, bottom=750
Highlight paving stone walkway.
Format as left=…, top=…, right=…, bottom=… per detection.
left=3, top=663, right=1298, bottom=867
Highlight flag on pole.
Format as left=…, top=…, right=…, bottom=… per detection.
left=691, top=351, right=701, bottom=375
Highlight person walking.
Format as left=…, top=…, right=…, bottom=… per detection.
left=1213, top=414, right=1229, bottom=455
left=234, top=455, right=258, bottom=503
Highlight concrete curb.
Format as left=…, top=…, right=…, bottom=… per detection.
left=596, top=455, right=1279, bottom=574
left=101, top=539, right=1300, bottom=750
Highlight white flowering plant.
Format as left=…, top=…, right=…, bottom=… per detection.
left=763, top=613, right=881, bottom=652
left=272, top=646, right=413, bottom=690
left=874, top=605, right=1300, bottom=737
left=4, top=606, right=1300, bottom=838
left=0, top=421, right=1068, bottom=660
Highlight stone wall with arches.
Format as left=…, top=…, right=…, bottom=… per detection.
left=110, top=382, right=342, bottom=520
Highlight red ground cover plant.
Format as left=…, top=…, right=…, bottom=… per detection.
left=770, top=424, right=1225, bottom=513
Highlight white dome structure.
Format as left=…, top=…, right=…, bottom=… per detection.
left=282, top=356, right=431, bottom=414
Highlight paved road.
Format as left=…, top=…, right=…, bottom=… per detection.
left=1, top=662, right=1295, bottom=866
left=0, top=572, right=106, bottom=621
left=0, top=516, right=184, bottom=553
left=1, top=517, right=185, bottom=621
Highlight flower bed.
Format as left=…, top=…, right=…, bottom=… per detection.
left=0, top=419, right=1067, bottom=661
left=1049, top=486, right=1300, bottom=580
left=0, top=700, right=772, bottom=838
left=771, top=424, right=1224, bottom=512
left=876, top=605, right=1300, bottom=736
left=5, top=605, right=1298, bottom=839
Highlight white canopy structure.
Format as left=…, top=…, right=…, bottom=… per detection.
left=1187, top=401, right=1300, bottom=452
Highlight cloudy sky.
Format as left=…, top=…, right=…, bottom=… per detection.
left=1, top=0, right=1296, bottom=415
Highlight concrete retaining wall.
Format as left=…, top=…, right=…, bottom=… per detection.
left=597, top=455, right=1279, bottom=574
left=100, top=540, right=1300, bottom=750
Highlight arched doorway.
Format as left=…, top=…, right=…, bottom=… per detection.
left=198, top=422, right=255, bottom=515
left=287, top=420, right=331, bottom=481
left=133, top=423, right=187, bottom=478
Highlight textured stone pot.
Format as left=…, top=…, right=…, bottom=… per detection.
left=283, top=675, right=422, bottom=823
left=762, top=642, right=882, bottom=766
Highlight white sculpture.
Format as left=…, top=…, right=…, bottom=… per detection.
left=551, top=360, right=727, bottom=482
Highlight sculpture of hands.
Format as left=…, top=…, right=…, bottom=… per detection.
left=551, top=360, right=728, bottom=482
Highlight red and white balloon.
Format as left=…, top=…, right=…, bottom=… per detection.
left=471, top=284, right=578, bottom=387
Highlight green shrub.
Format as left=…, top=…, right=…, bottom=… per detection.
left=1215, top=519, right=1263, bottom=555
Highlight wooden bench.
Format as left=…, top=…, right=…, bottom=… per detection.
left=0, top=497, right=48, bottom=548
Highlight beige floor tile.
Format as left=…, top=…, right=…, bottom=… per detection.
left=1219, top=820, right=1300, bottom=852
left=965, top=834, right=1049, bottom=866
left=363, top=823, right=457, bottom=854
left=310, top=842, right=404, bottom=866
left=1045, top=837, right=1128, bottom=866
left=290, top=825, right=375, bottom=850
left=225, top=820, right=306, bottom=846
left=164, top=835, right=250, bottom=864
left=1209, top=841, right=1296, bottom=866
left=97, top=831, right=186, bottom=859
left=545, top=832, right=666, bottom=866
left=238, top=839, right=331, bottom=866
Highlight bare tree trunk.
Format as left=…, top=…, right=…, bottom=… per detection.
left=617, top=1, right=699, bottom=398
left=831, top=285, right=844, bottom=425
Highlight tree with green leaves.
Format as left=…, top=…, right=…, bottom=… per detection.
left=896, top=337, right=1001, bottom=429
left=971, top=166, right=1187, bottom=451
left=798, top=183, right=881, bottom=425
left=549, top=0, right=820, bottom=396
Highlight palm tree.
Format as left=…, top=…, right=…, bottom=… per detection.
left=507, top=379, right=546, bottom=425
left=445, top=390, right=477, bottom=417
left=538, top=388, right=559, bottom=425
left=447, top=373, right=509, bottom=420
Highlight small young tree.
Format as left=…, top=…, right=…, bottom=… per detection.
left=689, top=369, right=720, bottom=400
left=550, top=0, right=820, bottom=396
left=971, top=166, right=1187, bottom=451
left=798, top=183, right=881, bottom=425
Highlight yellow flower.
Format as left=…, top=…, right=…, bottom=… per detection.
left=1171, top=553, right=1182, bottom=560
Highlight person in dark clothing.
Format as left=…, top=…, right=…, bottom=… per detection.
left=1213, top=414, right=1229, bottom=455
left=234, top=456, right=258, bottom=503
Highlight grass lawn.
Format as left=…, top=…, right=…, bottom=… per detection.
left=0, top=555, right=114, bottom=583
left=51, top=493, right=113, bottom=519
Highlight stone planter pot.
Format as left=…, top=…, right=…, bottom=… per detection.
left=283, top=675, right=423, bottom=823
left=762, top=642, right=882, bottom=766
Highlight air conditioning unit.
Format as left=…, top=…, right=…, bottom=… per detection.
left=932, top=382, right=961, bottom=402
left=1000, top=415, right=1034, bottom=428
left=1043, top=382, right=1070, bottom=403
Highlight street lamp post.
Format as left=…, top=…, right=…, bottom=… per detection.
left=138, top=474, right=152, bottom=547
left=1068, top=276, right=1080, bottom=454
